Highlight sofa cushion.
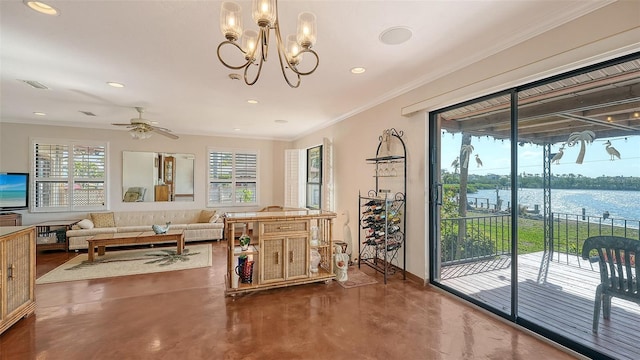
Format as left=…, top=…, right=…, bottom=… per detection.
left=198, top=209, right=217, bottom=223
left=91, top=212, right=116, bottom=228
left=66, top=227, right=117, bottom=237
left=77, top=219, right=94, bottom=229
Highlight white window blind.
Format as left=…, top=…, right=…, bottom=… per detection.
left=31, top=139, right=107, bottom=212
left=284, top=149, right=305, bottom=208
left=208, top=149, right=258, bottom=206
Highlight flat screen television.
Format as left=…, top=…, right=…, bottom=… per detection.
left=0, top=172, right=30, bottom=211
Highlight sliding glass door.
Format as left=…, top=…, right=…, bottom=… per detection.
left=431, top=92, right=514, bottom=316
left=430, top=53, right=640, bottom=360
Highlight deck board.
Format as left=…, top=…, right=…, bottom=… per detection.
left=440, top=252, right=639, bottom=360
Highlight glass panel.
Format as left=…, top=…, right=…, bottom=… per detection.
left=434, top=92, right=513, bottom=316
left=209, top=182, right=232, bottom=204
left=73, top=181, right=105, bottom=206
left=235, top=153, right=257, bottom=179
left=307, top=146, right=321, bottom=183
left=516, top=59, right=640, bottom=359
left=306, top=183, right=320, bottom=209
left=235, top=182, right=256, bottom=203
left=209, top=152, right=233, bottom=180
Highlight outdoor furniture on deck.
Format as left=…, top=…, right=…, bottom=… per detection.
left=581, top=235, right=639, bottom=333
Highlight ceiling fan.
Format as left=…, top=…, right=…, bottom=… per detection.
left=112, top=107, right=179, bottom=140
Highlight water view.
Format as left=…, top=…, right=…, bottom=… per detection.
left=471, top=188, right=640, bottom=221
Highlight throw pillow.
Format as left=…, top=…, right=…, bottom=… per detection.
left=198, top=209, right=217, bottom=223
left=77, top=219, right=94, bottom=229
left=90, top=212, right=115, bottom=228
left=123, top=192, right=139, bottom=202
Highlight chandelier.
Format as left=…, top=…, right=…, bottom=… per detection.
left=217, top=0, right=319, bottom=88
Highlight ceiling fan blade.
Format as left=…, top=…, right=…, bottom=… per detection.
left=112, top=123, right=134, bottom=126
left=152, top=128, right=179, bottom=139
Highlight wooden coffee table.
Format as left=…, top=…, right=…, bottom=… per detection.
left=87, top=230, right=185, bottom=262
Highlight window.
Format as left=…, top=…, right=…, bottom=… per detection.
left=306, top=145, right=322, bottom=209
left=31, top=139, right=107, bottom=212
left=208, top=149, right=258, bottom=206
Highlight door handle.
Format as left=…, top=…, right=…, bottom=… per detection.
left=7, top=264, right=15, bottom=279
left=433, top=182, right=443, bottom=205
left=289, top=251, right=294, bottom=263
left=276, top=252, right=280, bottom=265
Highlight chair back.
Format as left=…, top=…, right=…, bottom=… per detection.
left=581, top=236, right=639, bottom=301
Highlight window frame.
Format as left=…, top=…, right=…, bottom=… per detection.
left=30, top=138, right=108, bottom=213
left=207, top=148, right=259, bottom=207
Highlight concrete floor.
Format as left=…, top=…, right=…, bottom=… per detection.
left=0, top=241, right=580, bottom=360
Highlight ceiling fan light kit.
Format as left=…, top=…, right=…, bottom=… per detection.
left=217, top=0, right=319, bottom=88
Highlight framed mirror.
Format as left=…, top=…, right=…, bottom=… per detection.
left=122, top=151, right=194, bottom=202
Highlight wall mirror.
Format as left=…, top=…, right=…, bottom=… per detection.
left=122, top=151, right=195, bottom=202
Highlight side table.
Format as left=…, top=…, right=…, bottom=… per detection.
left=35, top=219, right=80, bottom=251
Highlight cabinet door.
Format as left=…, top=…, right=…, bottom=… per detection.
left=5, top=233, right=33, bottom=315
left=261, top=238, right=285, bottom=283
left=286, top=236, right=309, bottom=279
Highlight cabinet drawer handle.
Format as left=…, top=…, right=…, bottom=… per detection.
left=278, top=226, right=292, bottom=230
left=289, top=251, right=294, bottom=263
left=7, top=264, right=15, bottom=279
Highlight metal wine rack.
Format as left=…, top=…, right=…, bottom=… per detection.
left=358, top=128, right=407, bottom=283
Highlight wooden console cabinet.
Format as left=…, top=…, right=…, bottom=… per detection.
left=0, top=212, right=22, bottom=226
left=0, top=226, right=36, bottom=335
left=224, top=210, right=336, bottom=295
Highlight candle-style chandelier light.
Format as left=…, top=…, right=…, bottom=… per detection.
left=217, top=0, right=319, bottom=88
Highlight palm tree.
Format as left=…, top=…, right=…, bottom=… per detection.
left=566, top=130, right=596, bottom=164
left=461, top=144, right=474, bottom=169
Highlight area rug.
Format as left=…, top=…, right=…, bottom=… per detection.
left=337, top=266, right=378, bottom=289
left=36, top=244, right=212, bottom=284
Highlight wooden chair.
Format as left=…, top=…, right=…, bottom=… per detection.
left=581, top=235, right=639, bottom=333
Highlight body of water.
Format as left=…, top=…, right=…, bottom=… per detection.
left=470, top=188, right=640, bottom=221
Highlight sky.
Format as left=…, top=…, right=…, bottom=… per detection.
left=441, top=133, right=640, bottom=178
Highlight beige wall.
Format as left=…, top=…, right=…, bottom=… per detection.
left=1, top=1, right=637, bottom=281
left=0, top=122, right=290, bottom=225
left=293, top=0, right=640, bottom=282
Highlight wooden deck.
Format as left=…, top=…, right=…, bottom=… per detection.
left=440, top=252, right=639, bottom=360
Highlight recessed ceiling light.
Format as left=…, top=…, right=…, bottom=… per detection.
left=23, top=1, right=60, bottom=16
left=107, top=82, right=125, bottom=88
left=247, top=99, right=258, bottom=104
left=33, top=112, right=46, bottom=116
left=351, top=67, right=366, bottom=74
left=275, top=119, right=288, bottom=124
left=379, top=27, right=412, bottom=45
left=233, top=128, right=241, bottom=131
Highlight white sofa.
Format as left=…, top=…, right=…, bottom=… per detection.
left=66, top=209, right=224, bottom=251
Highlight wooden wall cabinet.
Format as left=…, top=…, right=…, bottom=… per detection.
left=0, top=226, right=36, bottom=335
left=224, top=210, right=335, bottom=295
left=154, top=184, right=170, bottom=201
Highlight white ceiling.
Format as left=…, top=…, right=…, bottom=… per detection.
left=0, top=0, right=610, bottom=141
